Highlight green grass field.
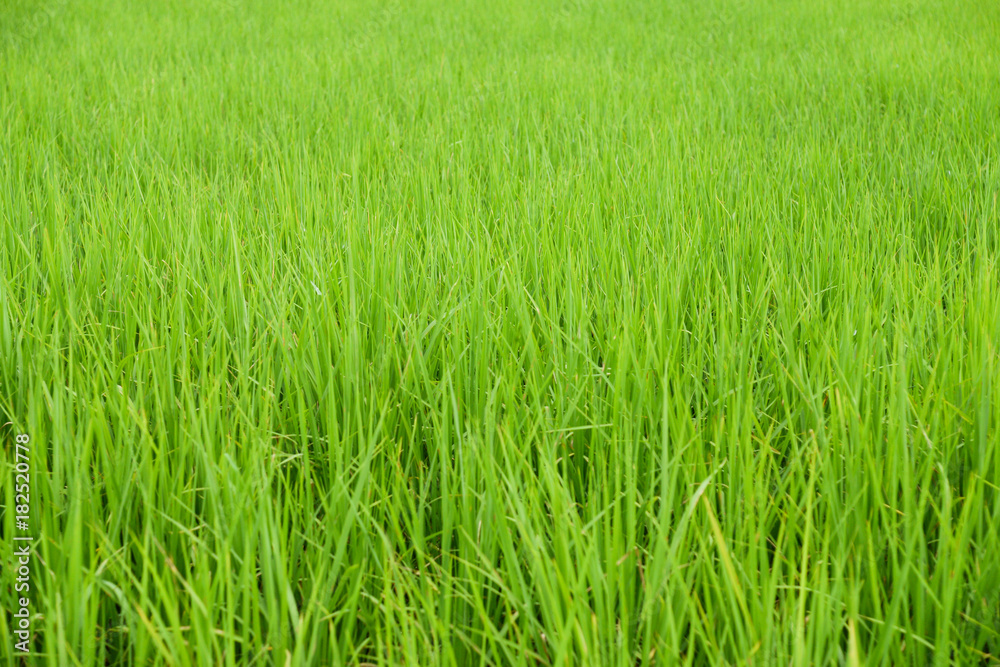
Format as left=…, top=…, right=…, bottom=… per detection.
left=1, top=0, right=999, bottom=664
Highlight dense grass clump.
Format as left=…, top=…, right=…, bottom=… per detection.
left=1, top=0, right=999, bottom=664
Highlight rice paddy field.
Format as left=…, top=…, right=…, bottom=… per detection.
left=1, top=0, right=999, bottom=664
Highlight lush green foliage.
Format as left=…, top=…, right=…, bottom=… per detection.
left=2, top=0, right=999, bottom=664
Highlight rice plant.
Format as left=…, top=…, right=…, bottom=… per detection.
left=1, top=0, right=998, bottom=664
